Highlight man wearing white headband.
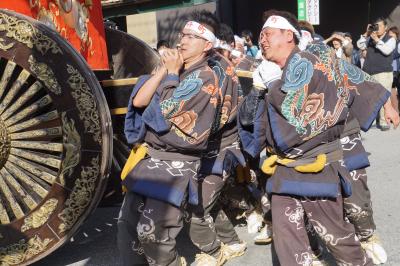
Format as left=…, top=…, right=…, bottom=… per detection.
left=118, top=10, right=246, bottom=266
left=239, top=9, right=399, bottom=266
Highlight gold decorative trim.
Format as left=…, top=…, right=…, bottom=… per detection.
left=66, top=64, right=101, bottom=143
left=0, top=235, right=53, bottom=265
left=60, top=113, right=81, bottom=186
left=58, top=156, right=100, bottom=233
left=28, top=55, right=61, bottom=95
left=0, top=12, right=62, bottom=55
left=21, top=198, right=58, bottom=232
left=0, top=37, right=14, bottom=51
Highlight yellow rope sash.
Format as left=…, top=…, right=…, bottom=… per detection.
left=261, top=153, right=327, bottom=175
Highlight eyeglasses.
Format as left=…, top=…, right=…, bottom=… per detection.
left=178, top=32, right=205, bottom=41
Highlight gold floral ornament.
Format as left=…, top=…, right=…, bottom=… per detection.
left=28, top=55, right=62, bottom=95
left=66, top=64, right=101, bottom=143
left=58, top=156, right=99, bottom=233
left=21, top=198, right=58, bottom=232
left=60, top=112, right=81, bottom=186
left=0, top=235, right=53, bottom=265
left=0, top=12, right=62, bottom=55
left=0, top=37, right=14, bottom=51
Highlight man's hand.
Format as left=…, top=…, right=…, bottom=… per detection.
left=161, top=49, right=183, bottom=75
left=370, top=31, right=380, bottom=43
left=332, top=33, right=344, bottom=42
left=151, top=62, right=167, bottom=77
left=364, top=24, right=371, bottom=35
left=384, top=100, right=400, bottom=129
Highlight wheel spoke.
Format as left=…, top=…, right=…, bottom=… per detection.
left=0, top=198, right=10, bottom=224
left=11, top=140, right=63, bottom=152
left=0, top=170, right=24, bottom=220
left=9, top=148, right=62, bottom=169
left=1, top=167, right=38, bottom=210
left=4, top=95, right=52, bottom=127
left=0, top=60, right=16, bottom=100
left=10, top=127, right=62, bottom=140
left=0, top=69, right=31, bottom=114
left=8, top=155, right=57, bottom=184
left=7, top=110, right=59, bottom=133
left=4, top=161, right=49, bottom=198
left=1, top=81, right=43, bottom=121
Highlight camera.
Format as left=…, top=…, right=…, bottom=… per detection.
left=368, top=24, right=379, bottom=32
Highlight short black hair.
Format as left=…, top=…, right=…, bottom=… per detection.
left=298, top=20, right=315, bottom=36
left=241, top=29, right=253, bottom=40
left=157, top=40, right=170, bottom=49
left=217, top=23, right=235, bottom=44
left=262, top=9, right=278, bottom=23
left=374, top=17, right=387, bottom=26
left=388, top=26, right=400, bottom=39
left=188, top=10, right=219, bottom=34
left=262, top=10, right=301, bottom=45
left=344, top=32, right=352, bottom=39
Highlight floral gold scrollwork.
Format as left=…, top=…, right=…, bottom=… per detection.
left=28, top=55, right=62, bottom=95
left=0, top=235, right=53, bottom=265
left=0, top=37, right=14, bottom=51
left=58, top=156, right=99, bottom=233
left=0, top=12, right=62, bottom=55
left=21, top=198, right=58, bottom=232
left=60, top=112, right=81, bottom=186
left=66, top=64, right=101, bottom=143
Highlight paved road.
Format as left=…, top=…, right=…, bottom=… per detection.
left=33, top=126, right=400, bottom=266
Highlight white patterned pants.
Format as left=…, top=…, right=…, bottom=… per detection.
left=271, top=194, right=373, bottom=266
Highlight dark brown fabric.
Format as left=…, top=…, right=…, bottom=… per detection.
left=271, top=194, right=373, bottom=266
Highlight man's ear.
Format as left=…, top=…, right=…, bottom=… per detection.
left=285, top=30, right=295, bottom=43
left=204, top=41, right=214, bottom=52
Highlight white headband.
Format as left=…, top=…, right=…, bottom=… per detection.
left=262, top=15, right=301, bottom=39
left=234, top=35, right=245, bottom=45
left=214, top=38, right=233, bottom=50
left=183, top=21, right=216, bottom=45
left=298, top=30, right=314, bottom=51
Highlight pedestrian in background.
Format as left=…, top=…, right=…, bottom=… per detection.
left=241, top=30, right=259, bottom=58
left=324, top=31, right=353, bottom=63
left=388, top=26, right=400, bottom=112
left=357, top=17, right=396, bottom=131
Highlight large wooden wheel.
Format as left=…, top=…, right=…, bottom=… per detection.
left=0, top=9, right=112, bottom=265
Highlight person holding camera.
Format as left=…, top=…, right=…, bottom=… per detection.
left=388, top=26, right=400, bottom=113
left=357, top=18, right=397, bottom=131
left=241, top=30, right=259, bottom=58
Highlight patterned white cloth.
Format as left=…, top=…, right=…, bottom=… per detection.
left=252, top=60, right=282, bottom=88
left=184, top=21, right=216, bottom=45
left=263, top=15, right=301, bottom=39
